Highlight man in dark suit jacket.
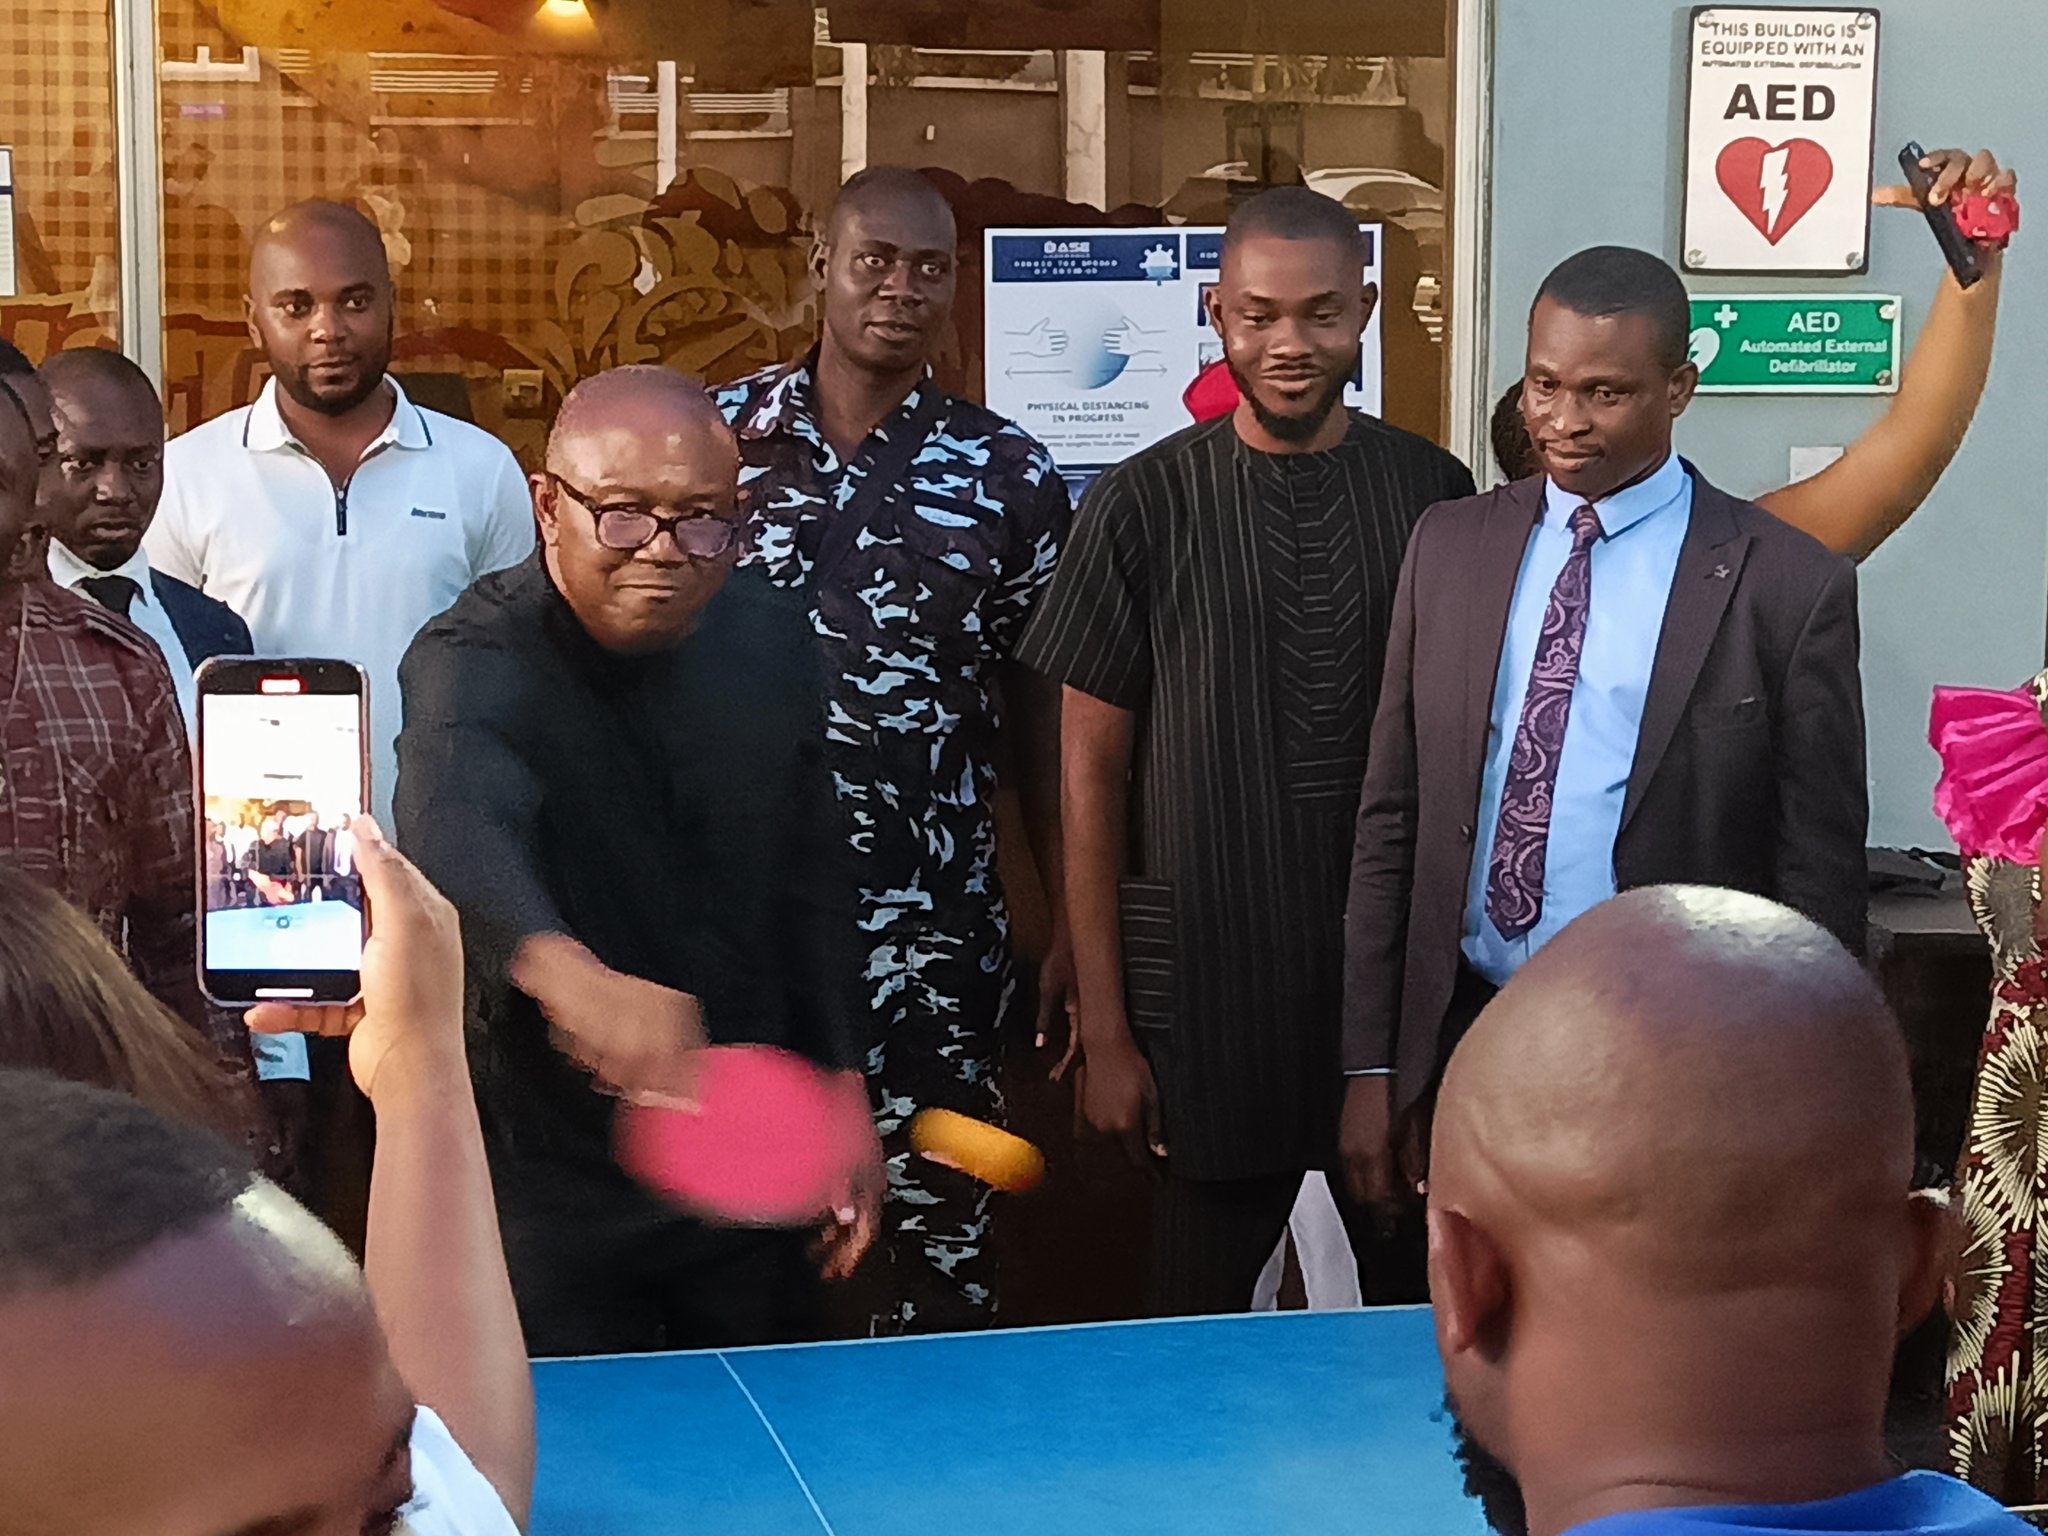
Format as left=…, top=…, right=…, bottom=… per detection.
left=1339, top=247, right=1867, bottom=1207
left=149, top=567, right=253, bottom=662
left=39, top=349, right=252, bottom=701
left=395, top=366, right=877, bottom=1356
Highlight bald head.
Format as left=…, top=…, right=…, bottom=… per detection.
left=40, top=346, right=156, bottom=403
left=250, top=200, right=389, bottom=280
left=545, top=364, right=730, bottom=475
left=1437, top=886, right=1910, bottom=1282
left=0, top=1074, right=413, bottom=1534
left=827, top=166, right=954, bottom=244
left=1429, top=890, right=1942, bottom=1535
left=536, top=366, right=743, bottom=657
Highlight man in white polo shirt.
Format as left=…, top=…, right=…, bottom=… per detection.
left=149, top=200, right=533, bottom=822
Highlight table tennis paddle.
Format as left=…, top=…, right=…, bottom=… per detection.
left=909, top=1108, right=1046, bottom=1194
left=615, top=1045, right=874, bottom=1227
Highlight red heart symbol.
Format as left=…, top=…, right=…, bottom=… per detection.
left=1715, top=138, right=1834, bottom=244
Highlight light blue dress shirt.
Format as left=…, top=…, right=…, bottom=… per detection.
left=1460, top=454, right=1692, bottom=986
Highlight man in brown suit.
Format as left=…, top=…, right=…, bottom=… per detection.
left=1339, top=246, right=1867, bottom=1208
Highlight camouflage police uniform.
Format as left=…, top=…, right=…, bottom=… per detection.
left=716, top=354, right=1070, bottom=1333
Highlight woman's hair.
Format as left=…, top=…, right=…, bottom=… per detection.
left=0, top=860, right=255, bottom=1140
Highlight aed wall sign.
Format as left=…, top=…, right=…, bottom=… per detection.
left=1682, top=7, right=1880, bottom=275
left=1686, top=295, right=1900, bottom=393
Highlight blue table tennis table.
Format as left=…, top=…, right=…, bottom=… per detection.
left=531, top=1307, right=1487, bottom=1535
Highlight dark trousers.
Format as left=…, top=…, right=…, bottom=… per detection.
left=498, top=1161, right=824, bottom=1357
left=842, top=938, right=1013, bottom=1338
left=1150, top=962, right=1499, bottom=1317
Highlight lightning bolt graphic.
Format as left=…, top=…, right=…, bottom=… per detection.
left=1759, top=146, right=1791, bottom=238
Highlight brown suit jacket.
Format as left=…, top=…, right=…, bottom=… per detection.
left=1341, top=465, right=1867, bottom=1107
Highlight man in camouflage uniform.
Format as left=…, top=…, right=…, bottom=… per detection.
left=715, top=167, right=1070, bottom=1334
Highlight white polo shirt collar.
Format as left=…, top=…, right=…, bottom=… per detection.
left=241, top=375, right=435, bottom=457
left=152, top=376, right=538, bottom=829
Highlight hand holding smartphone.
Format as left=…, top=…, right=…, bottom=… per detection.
left=196, top=659, right=370, bottom=1006
left=1899, top=141, right=1986, bottom=290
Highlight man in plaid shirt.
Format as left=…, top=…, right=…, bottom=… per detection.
left=0, top=371, right=252, bottom=1080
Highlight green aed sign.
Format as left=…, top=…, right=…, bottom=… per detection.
left=1686, top=295, right=1901, bottom=394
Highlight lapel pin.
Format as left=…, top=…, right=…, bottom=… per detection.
left=1711, top=563, right=1731, bottom=580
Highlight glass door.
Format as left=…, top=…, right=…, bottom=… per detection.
left=145, top=0, right=1469, bottom=453
left=0, top=0, right=126, bottom=359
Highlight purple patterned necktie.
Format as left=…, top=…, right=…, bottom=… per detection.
left=1485, top=503, right=1604, bottom=941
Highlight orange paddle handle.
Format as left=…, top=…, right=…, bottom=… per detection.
left=909, top=1109, right=1046, bottom=1193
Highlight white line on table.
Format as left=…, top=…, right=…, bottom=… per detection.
left=717, top=1352, right=839, bottom=1535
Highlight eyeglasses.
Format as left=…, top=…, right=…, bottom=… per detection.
left=546, top=473, right=750, bottom=560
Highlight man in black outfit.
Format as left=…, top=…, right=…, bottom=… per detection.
left=1019, top=188, right=1474, bottom=1315
left=249, top=815, right=298, bottom=904
left=294, top=813, right=334, bottom=904
left=395, top=366, right=879, bottom=1355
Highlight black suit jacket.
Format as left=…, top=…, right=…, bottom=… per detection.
left=150, top=569, right=252, bottom=665
left=1342, top=465, right=1867, bottom=1107
left=394, top=556, right=860, bottom=1190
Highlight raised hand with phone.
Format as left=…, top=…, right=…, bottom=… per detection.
left=1732, top=145, right=2019, bottom=562
left=1886, top=144, right=2018, bottom=288
left=196, top=657, right=371, bottom=1007
left=244, top=814, right=533, bottom=1526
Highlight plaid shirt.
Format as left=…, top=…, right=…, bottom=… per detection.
left=0, top=579, right=242, bottom=1063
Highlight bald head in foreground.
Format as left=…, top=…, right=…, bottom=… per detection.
left=0, top=812, right=531, bottom=1535
left=1429, top=887, right=2021, bottom=1536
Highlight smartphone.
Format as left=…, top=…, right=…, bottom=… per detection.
left=195, top=659, right=369, bottom=1006
left=1899, top=141, right=1985, bottom=290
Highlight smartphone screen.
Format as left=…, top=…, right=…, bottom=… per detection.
left=196, top=660, right=369, bottom=1005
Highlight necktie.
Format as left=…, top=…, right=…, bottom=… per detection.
left=77, top=574, right=142, bottom=620
left=1485, top=503, right=1604, bottom=942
